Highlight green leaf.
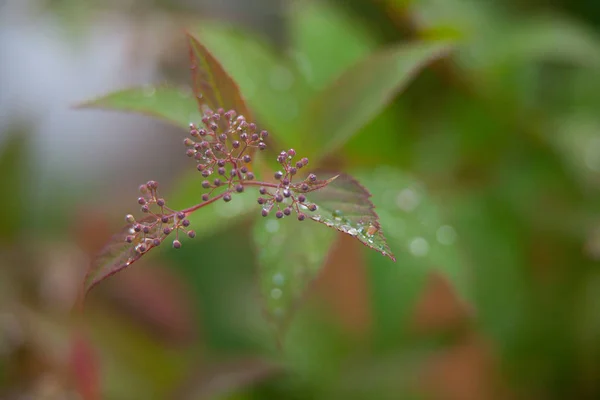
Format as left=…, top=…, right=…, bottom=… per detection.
left=0, top=126, right=29, bottom=241
left=289, top=0, right=376, bottom=90
left=192, top=22, right=310, bottom=144
left=495, top=14, right=600, bottom=68
left=294, top=174, right=395, bottom=261
left=186, top=31, right=252, bottom=122
left=303, top=41, right=454, bottom=159
left=253, top=210, right=336, bottom=333
left=76, top=85, right=201, bottom=130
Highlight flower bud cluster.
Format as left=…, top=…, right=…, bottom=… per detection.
left=257, top=149, right=319, bottom=221
left=186, top=109, right=267, bottom=202
left=124, top=180, right=195, bottom=252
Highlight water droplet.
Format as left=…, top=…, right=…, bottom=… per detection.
left=265, top=219, right=279, bottom=233
left=396, top=188, right=420, bottom=212
left=347, top=228, right=358, bottom=236
left=142, top=85, right=156, bottom=97
left=436, top=225, right=457, bottom=245
left=269, top=65, right=294, bottom=91
left=332, top=209, right=344, bottom=220
left=271, top=288, right=283, bottom=299
left=409, top=237, right=429, bottom=257
left=272, top=273, right=285, bottom=286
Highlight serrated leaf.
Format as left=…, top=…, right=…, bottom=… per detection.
left=254, top=212, right=336, bottom=332
left=296, top=173, right=395, bottom=261
left=83, top=216, right=163, bottom=296
left=304, top=41, right=453, bottom=159
left=76, top=85, right=201, bottom=130
left=186, top=31, right=252, bottom=122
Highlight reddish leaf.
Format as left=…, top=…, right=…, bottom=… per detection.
left=70, top=331, right=100, bottom=400
left=82, top=215, right=163, bottom=297
left=186, top=32, right=252, bottom=121
left=298, top=173, right=395, bottom=261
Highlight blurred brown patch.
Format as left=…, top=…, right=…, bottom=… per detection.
left=419, top=333, right=513, bottom=400
left=313, top=234, right=371, bottom=338
left=411, top=272, right=472, bottom=334
left=108, top=264, right=198, bottom=345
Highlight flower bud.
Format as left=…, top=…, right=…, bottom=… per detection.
left=156, top=198, right=165, bottom=207
left=202, top=193, right=209, bottom=201
left=125, top=214, right=135, bottom=223
left=224, top=193, right=232, bottom=202
left=276, top=210, right=284, bottom=219
left=172, top=240, right=182, bottom=249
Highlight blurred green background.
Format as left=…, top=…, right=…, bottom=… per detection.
left=2, top=0, right=600, bottom=399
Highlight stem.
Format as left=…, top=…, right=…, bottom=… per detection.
left=182, top=190, right=229, bottom=214
left=243, top=180, right=280, bottom=189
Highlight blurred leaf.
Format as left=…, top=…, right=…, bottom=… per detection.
left=70, top=331, right=100, bottom=400
left=193, top=22, right=310, bottom=144
left=77, top=85, right=201, bottom=130
left=253, top=209, right=336, bottom=334
left=498, top=14, right=600, bottom=68
left=186, top=31, right=252, bottom=122
left=303, top=41, right=454, bottom=159
left=354, top=167, right=467, bottom=348
left=297, top=174, right=395, bottom=261
left=176, top=358, right=282, bottom=400
left=289, top=0, right=376, bottom=90
left=0, top=127, right=28, bottom=241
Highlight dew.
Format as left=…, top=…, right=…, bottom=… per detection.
left=436, top=225, right=457, bottom=245
left=396, top=188, right=420, bottom=212
left=347, top=228, right=359, bottom=236
left=269, top=65, right=294, bottom=91
left=332, top=209, right=344, bottom=220
left=409, top=237, right=429, bottom=257
left=265, top=219, right=280, bottom=233
left=142, top=84, right=156, bottom=97
left=272, top=273, right=285, bottom=286
left=271, top=288, right=283, bottom=300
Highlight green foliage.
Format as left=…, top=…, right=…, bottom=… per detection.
left=7, top=0, right=600, bottom=398
left=77, top=86, right=201, bottom=130
left=254, top=212, right=336, bottom=333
